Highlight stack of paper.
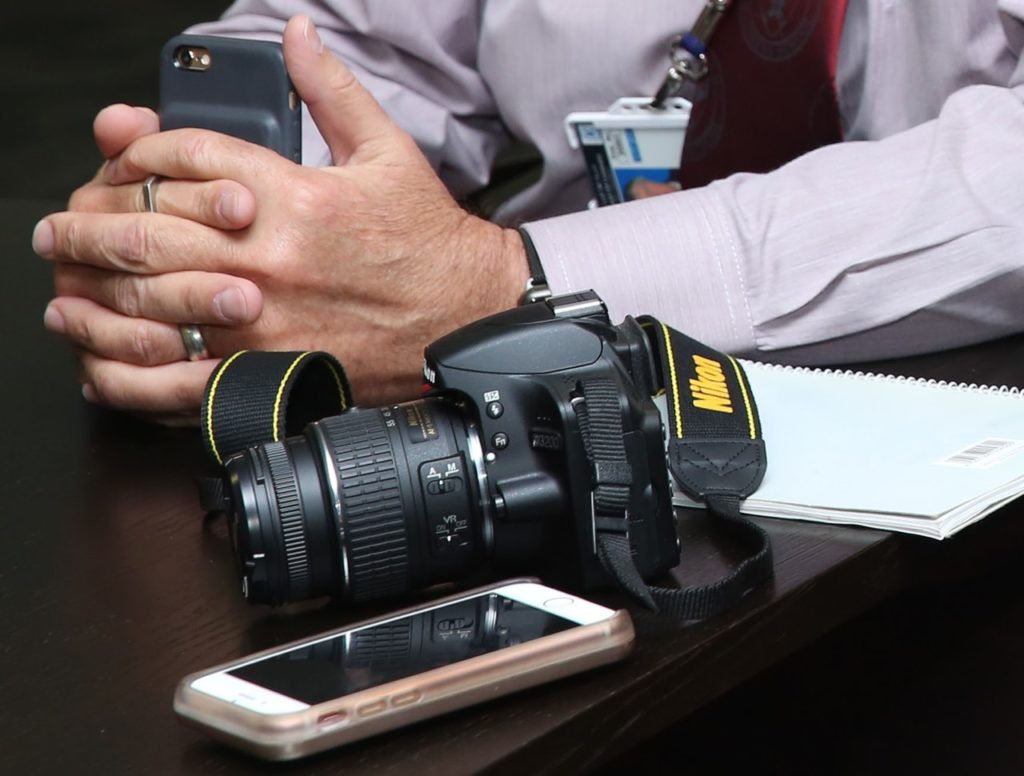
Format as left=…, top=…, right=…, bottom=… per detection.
left=670, top=361, right=1024, bottom=539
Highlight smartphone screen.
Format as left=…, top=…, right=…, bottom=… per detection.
left=229, top=593, right=577, bottom=706
left=187, top=582, right=620, bottom=714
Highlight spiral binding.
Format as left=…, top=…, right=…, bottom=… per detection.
left=736, top=359, right=1023, bottom=397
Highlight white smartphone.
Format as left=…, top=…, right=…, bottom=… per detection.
left=174, top=579, right=634, bottom=761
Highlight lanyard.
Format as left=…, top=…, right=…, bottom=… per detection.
left=651, top=0, right=732, bottom=108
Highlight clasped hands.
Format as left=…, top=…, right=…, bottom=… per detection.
left=33, top=15, right=527, bottom=422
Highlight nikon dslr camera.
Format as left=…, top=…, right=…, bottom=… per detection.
left=223, top=291, right=680, bottom=605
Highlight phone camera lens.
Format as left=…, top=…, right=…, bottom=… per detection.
left=174, top=46, right=212, bottom=70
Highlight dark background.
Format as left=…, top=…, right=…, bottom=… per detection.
left=0, top=0, right=231, bottom=200
left=5, top=2, right=1024, bottom=773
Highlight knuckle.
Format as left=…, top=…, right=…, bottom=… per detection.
left=61, top=218, right=82, bottom=259
left=127, top=320, right=159, bottom=364
left=324, top=67, right=360, bottom=99
left=68, top=184, right=96, bottom=213
left=116, top=219, right=150, bottom=267
left=182, top=284, right=210, bottom=322
left=289, top=177, right=332, bottom=224
left=64, top=309, right=97, bottom=351
left=111, top=275, right=142, bottom=317
left=117, top=144, right=144, bottom=181
left=199, top=184, right=223, bottom=225
left=178, top=130, right=214, bottom=170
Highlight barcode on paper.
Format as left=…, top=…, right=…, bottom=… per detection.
left=939, top=438, right=1024, bottom=469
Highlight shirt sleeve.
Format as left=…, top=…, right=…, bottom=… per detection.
left=188, top=0, right=508, bottom=196
left=523, top=8, right=1024, bottom=366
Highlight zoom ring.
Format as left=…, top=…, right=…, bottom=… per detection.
left=263, top=441, right=311, bottom=593
left=321, top=411, right=409, bottom=601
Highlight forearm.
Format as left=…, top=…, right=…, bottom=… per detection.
left=524, top=80, right=1024, bottom=364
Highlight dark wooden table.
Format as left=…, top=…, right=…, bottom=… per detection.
left=4, top=198, right=1024, bottom=775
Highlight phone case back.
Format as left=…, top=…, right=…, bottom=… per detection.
left=159, top=34, right=301, bottom=162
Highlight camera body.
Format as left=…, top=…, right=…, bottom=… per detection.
left=421, top=291, right=679, bottom=589
left=224, top=291, right=679, bottom=605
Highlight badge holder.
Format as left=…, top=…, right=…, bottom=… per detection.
left=565, top=97, right=690, bottom=208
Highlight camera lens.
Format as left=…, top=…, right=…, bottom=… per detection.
left=224, top=398, right=490, bottom=606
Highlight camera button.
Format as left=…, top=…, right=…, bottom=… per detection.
left=486, top=401, right=504, bottom=419
left=492, top=432, right=509, bottom=450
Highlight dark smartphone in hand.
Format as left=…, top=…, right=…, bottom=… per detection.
left=159, top=34, right=302, bottom=161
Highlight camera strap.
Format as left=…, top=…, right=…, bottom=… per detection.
left=580, top=317, right=771, bottom=619
left=200, top=350, right=352, bottom=466
left=196, top=318, right=770, bottom=621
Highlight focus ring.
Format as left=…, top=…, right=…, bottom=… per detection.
left=321, top=411, right=409, bottom=600
left=263, top=441, right=311, bottom=595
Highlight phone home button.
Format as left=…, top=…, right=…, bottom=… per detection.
left=543, top=596, right=575, bottom=609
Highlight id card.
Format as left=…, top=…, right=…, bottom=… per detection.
left=565, top=97, right=690, bottom=207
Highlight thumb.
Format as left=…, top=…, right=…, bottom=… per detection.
left=283, top=15, right=398, bottom=165
left=94, top=104, right=160, bottom=160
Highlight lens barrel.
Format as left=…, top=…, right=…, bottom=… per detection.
left=224, top=398, right=487, bottom=606
left=314, top=410, right=412, bottom=601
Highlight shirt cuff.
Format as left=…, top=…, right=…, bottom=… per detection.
left=519, top=189, right=757, bottom=356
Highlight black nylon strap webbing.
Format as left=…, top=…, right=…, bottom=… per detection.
left=200, top=351, right=352, bottom=465
left=650, top=493, right=772, bottom=620
left=198, top=309, right=771, bottom=621
left=582, top=317, right=771, bottom=618
left=639, top=317, right=767, bottom=501
left=596, top=533, right=657, bottom=611
left=576, top=378, right=632, bottom=515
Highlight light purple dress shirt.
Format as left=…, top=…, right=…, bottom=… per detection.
left=191, top=1, right=1024, bottom=364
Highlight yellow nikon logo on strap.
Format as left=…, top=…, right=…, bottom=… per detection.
left=689, top=355, right=733, bottom=414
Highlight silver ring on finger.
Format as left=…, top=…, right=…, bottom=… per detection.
left=179, top=324, right=210, bottom=362
left=143, top=177, right=207, bottom=363
left=142, top=174, right=162, bottom=213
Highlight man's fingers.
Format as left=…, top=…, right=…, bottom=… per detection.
left=105, top=126, right=286, bottom=187
left=94, top=104, right=160, bottom=160
left=34, top=211, right=242, bottom=274
left=626, top=177, right=683, bottom=200
left=282, top=15, right=400, bottom=164
left=46, top=296, right=190, bottom=365
left=52, top=266, right=263, bottom=325
left=79, top=351, right=216, bottom=414
left=69, top=177, right=257, bottom=230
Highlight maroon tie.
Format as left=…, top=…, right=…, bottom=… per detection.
left=677, top=0, right=850, bottom=189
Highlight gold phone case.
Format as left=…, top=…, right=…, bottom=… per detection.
left=173, top=579, right=635, bottom=761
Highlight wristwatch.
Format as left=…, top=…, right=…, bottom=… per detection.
left=517, top=227, right=551, bottom=305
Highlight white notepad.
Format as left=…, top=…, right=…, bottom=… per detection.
left=670, top=361, right=1024, bottom=539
